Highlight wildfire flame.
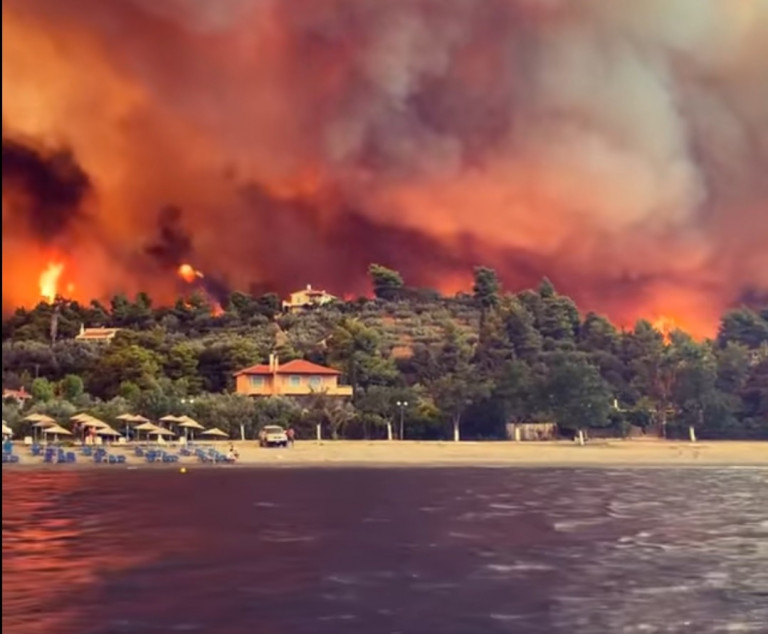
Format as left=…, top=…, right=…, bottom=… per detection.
left=39, top=262, right=64, bottom=304
left=652, top=315, right=680, bottom=344
left=178, top=263, right=203, bottom=284
left=177, top=263, right=223, bottom=317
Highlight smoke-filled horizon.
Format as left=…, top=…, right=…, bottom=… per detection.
left=2, top=0, right=767, bottom=336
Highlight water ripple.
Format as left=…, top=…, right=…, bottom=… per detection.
left=3, top=466, right=767, bottom=633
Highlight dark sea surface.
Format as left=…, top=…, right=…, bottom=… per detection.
left=3, top=467, right=768, bottom=634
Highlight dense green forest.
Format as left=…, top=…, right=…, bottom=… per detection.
left=2, top=265, right=767, bottom=441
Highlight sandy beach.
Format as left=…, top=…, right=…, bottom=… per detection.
left=3, top=439, right=767, bottom=469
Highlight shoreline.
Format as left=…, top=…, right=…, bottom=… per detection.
left=3, top=439, right=767, bottom=471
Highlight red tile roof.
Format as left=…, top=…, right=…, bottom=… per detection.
left=3, top=388, right=32, bottom=400
left=234, top=359, right=341, bottom=376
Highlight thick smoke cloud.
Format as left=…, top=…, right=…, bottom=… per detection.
left=2, top=137, right=90, bottom=240
left=144, top=205, right=193, bottom=270
left=2, top=0, right=767, bottom=335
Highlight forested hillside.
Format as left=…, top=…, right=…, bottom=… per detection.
left=3, top=265, right=767, bottom=441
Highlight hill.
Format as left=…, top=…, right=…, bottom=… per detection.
left=2, top=265, right=767, bottom=441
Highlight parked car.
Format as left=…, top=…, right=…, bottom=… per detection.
left=259, top=425, right=288, bottom=447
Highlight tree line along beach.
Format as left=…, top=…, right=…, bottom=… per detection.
left=3, top=265, right=767, bottom=457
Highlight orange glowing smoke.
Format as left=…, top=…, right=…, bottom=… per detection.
left=2, top=1, right=767, bottom=334
left=652, top=315, right=681, bottom=344
left=178, top=264, right=203, bottom=284
left=39, top=262, right=64, bottom=303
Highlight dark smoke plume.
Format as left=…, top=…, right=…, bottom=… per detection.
left=143, top=204, right=230, bottom=303
left=144, top=205, right=193, bottom=269
left=2, top=136, right=90, bottom=240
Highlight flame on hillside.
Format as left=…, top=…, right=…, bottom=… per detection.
left=652, top=315, right=681, bottom=344
left=39, top=262, right=64, bottom=303
left=178, top=263, right=203, bottom=284
left=177, top=262, right=223, bottom=317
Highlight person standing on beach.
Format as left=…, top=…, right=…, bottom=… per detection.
left=286, top=427, right=295, bottom=447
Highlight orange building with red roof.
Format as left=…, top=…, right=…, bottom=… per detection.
left=2, top=387, right=32, bottom=403
left=234, top=354, right=353, bottom=398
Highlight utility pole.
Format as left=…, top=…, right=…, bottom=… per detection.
left=50, top=302, right=60, bottom=345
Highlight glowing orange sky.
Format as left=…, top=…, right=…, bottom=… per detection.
left=3, top=1, right=767, bottom=339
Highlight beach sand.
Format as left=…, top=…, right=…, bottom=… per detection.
left=3, top=439, right=767, bottom=469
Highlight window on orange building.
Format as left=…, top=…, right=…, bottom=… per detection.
left=249, top=376, right=264, bottom=387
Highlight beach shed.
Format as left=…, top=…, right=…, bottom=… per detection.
left=506, top=422, right=558, bottom=441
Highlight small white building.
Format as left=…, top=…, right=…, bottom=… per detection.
left=75, top=324, right=121, bottom=342
left=506, top=422, right=558, bottom=441
left=282, top=285, right=338, bottom=313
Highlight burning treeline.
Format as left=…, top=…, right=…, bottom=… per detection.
left=2, top=0, right=767, bottom=338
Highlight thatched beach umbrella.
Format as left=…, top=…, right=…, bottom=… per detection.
left=24, top=414, right=56, bottom=424
left=41, top=424, right=73, bottom=442
left=159, top=415, right=183, bottom=435
left=132, top=421, right=157, bottom=441
left=116, top=414, right=149, bottom=439
left=177, top=416, right=204, bottom=429
left=116, top=413, right=135, bottom=439
left=2, top=421, right=13, bottom=438
left=24, top=414, right=57, bottom=442
left=32, top=420, right=59, bottom=443
left=149, top=427, right=176, bottom=437
left=147, top=426, right=176, bottom=444
left=69, top=414, right=107, bottom=445
left=31, top=419, right=57, bottom=429
left=42, top=424, right=71, bottom=434
left=76, top=416, right=109, bottom=445
left=96, top=426, right=123, bottom=438
left=177, top=415, right=204, bottom=440
left=72, top=413, right=104, bottom=425
left=116, top=414, right=150, bottom=424
left=80, top=416, right=109, bottom=429
left=50, top=423, right=72, bottom=434
left=201, top=427, right=229, bottom=438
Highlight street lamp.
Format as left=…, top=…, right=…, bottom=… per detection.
left=181, top=398, right=195, bottom=440
left=396, top=401, right=408, bottom=440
